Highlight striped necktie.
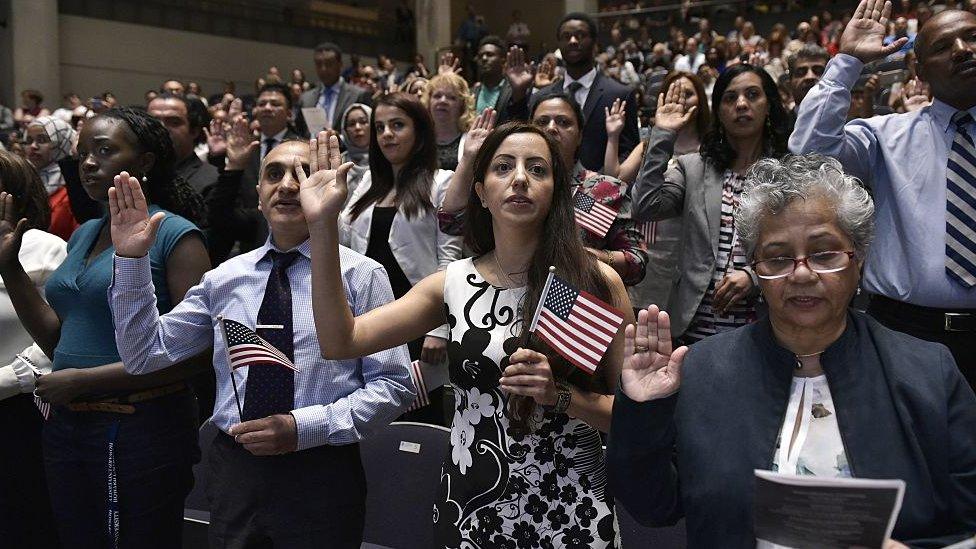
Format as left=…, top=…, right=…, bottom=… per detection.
left=947, top=111, right=976, bottom=288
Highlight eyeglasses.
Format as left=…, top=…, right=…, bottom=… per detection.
left=751, top=250, right=856, bottom=280
left=792, top=65, right=826, bottom=78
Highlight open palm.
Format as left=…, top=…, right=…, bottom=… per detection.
left=654, top=80, right=697, bottom=133
left=841, top=0, right=907, bottom=63
left=620, top=305, right=689, bottom=402
left=504, top=46, right=535, bottom=96
left=108, top=172, right=166, bottom=258
left=462, top=108, right=497, bottom=160
left=0, top=192, right=28, bottom=271
left=296, top=132, right=353, bottom=225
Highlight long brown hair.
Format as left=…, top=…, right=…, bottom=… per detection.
left=0, top=150, right=51, bottom=229
left=349, top=93, right=437, bottom=221
left=466, top=122, right=613, bottom=433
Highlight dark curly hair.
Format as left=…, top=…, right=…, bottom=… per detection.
left=0, top=150, right=50, bottom=229
left=700, top=64, right=790, bottom=173
left=98, top=107, right=206, bottom=224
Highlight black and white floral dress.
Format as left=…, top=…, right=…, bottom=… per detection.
left=433, top=258, right=615, bottom=549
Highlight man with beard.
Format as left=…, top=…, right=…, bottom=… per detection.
left=791, top=0, right=976, bottom=387
left=787, top=44, right=830, bottom=114
left=524, top=12, right=639, bottom=172
left=471, top=35, right=534, bottom=123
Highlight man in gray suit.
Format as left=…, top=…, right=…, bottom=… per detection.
left=298, top=42, right=373, bottom=135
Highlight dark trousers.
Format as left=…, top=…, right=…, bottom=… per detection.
left=0, top=394, right=60, bottom=549
left=867, top=295, right=976, bottom=388
left=207, top=432, right=366, bottom=549
left=43, top=390, right=199, bottom=549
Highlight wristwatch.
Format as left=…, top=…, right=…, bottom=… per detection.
left=546, top=383, right=572, bottom=416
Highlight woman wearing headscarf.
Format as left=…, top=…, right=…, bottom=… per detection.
left=24, top=116, right=79, bottom=240
left=339, top=102, right=372, bottom=200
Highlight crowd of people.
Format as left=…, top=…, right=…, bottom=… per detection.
left=0, top=0, right=974, bottom=547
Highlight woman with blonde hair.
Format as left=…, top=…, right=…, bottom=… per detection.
left=422, top=73, right=474, bottom=171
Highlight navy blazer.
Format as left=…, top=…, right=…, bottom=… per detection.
left=518, top=71, right=639, bottom=173
left=608, top=311, right=976, bottom=548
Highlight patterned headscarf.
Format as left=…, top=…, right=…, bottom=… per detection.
left=28, top=116, right=77, bottom=164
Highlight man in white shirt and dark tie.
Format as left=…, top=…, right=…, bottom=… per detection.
left=108, top=136, right=414, bottom=547
left=791, top=0, right=976, bottom=386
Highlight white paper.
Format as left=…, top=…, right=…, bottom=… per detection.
left=398, top=440, right=421, bottom=454
left=302, top=107, right=330, bottom=135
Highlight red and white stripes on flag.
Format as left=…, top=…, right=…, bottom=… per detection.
left=573, top=189, right=618, bottom=238
left=529, top=271, right=625, bottom=375
left=406, top=360, right=451, bottom=411
left=407, top=361, right=430, bottom=411
left=639, top=221, right=657, bottom=246
left=221, top=318, right=298, bottom=372
left=34, top=394, right=50, bottom=420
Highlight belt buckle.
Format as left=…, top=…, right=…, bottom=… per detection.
left=945, top=312, right=970, bottom=332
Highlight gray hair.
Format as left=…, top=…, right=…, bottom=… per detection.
left=736, top=154, right=875, bottom=258
left=787, top=44, right=830, bottom=74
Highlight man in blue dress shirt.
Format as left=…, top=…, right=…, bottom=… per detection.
left=107, top=138, right=414, bottom=547
left=791, top=0, right=976, bottom=386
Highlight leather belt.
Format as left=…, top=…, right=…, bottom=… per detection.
left=66, top=382, right=187, bottom=414
left=869, top=295, right=976, bottom=332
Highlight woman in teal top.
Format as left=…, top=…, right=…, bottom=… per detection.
left=0, top=107, right=211, bottom=548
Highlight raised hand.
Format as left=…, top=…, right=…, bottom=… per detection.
left=841, top=0, right=907, bottom=63
left=0, top=192, right=28, bottom=273
left=605, top=98, right=626, bottom=138
left=504, top=46, right=535, bottom=100
left=438, top=51, right=463, bottom=75
left=620, top=305, right=689, bottom=402
left=462, top=107, right=497, bottom=160
left=204, top=119, right=228, bottom=157
left=654, top=79, right=697, bottom=132
left=534, top=56, right=557, bottom=89
left=225, top=117, right=259, bottom=170
left=108, top=171, right=166, bottom=258
left=295, top=132, right=354, bottom=225
left=902, top=77, right=932, bottom=112
left=227, top=98, right=244, bottom=123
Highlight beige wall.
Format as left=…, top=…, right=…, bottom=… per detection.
left=449, top=0, right=582, bottom=58
left=58, top=15, right=384, bottom=106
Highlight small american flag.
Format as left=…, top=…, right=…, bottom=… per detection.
left=573, top=190, right=618, bottom=238
left=221, top=318, right=298, bottom=372
left=406, top=360, right=450, bottom=412
left=407, top=361, right=430, bottom=411
left=529, top=271, right=625, bottom=375
left=34, top=394, right=50, bottom=420
left=639, top=221, right=657, bottom=246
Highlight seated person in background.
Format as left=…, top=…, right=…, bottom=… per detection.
left=609, top=154, right=976, bottom=547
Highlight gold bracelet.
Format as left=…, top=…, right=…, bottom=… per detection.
left=604, top=250, right=614, bottom=265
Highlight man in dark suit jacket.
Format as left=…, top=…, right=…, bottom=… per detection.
left=525, top=13, right=640, bottom=172
left=297, top=42, right=373, bottom=135
left=207, top=82, right=301, bottom=264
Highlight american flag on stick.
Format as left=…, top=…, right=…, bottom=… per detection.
left=406, top=360, right=450, bottom=412
left=639, top=221, right=657, bottom=246
left=528, top=270, right=625, bottom=375
left=573, top=189, right=618, bottom=238
left=221, top=318, right=298, bottom=372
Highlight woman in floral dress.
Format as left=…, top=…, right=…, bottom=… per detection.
left=301, top=123, right=634, bottom=548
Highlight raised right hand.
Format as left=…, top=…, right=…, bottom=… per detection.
left=462, top=108, right=497, bottom=160
left=620, top=305, right=689, bottom=402
left=108, top=172, right=166, bottom=258
left=225, top=117, right=259, bottom=171
left=535, top=57, right=556, bottom=89
left=204, top=119, right=228, bottom=157
left=605, top=98, right=626, bottom=138
left=654, top=79, right=697, bottom=133
left=0, top=192, right=28, bottom=273
left=438, top=52, right=463, bottom=76
left=295, top=132, right=353, bottom=225
left=840, top=0, right=908, bottom=63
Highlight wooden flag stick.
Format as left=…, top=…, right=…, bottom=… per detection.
left=217, top=315, right=244, bottom=422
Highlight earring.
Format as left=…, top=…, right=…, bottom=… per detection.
left=141, top=175, right=148, bottom=183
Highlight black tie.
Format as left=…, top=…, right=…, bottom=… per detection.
left=567, top=81, right=583, bottom=103
left=263, top=137, right=277, bottom=158
left=242, top=250, right=300, bottom=421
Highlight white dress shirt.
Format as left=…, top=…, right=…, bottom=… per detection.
left=563, top=68, right=598, bottom=107
left=0, top=229, right=66, bottom=399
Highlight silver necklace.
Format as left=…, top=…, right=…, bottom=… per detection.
left=493, top=251, right=525, bottom=288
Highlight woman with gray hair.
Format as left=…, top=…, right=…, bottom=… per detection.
left=608, top=154, right=976, bottom=547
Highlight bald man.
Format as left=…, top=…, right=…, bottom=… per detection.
left=791, top=0, right=976, bottom=387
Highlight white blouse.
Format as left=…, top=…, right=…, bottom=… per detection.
left=772, top=374, right=851, bottom=478
left=0, top=229, right=67, bottom=399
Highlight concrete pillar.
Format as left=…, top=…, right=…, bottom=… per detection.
left=564, top=0, right=598, bottom=15
left=1, top=0, right=60, bottom=111
left=415, top=0, right=451, bottom=69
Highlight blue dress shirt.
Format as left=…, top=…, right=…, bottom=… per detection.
left=109, top=237, right=415, bottom=450
left=790, top=53, right=976, bottom=308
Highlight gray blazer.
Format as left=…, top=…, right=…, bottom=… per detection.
left=298, top=79, right=373, bottom=132
left=630, top=126, right=759, bottom=337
